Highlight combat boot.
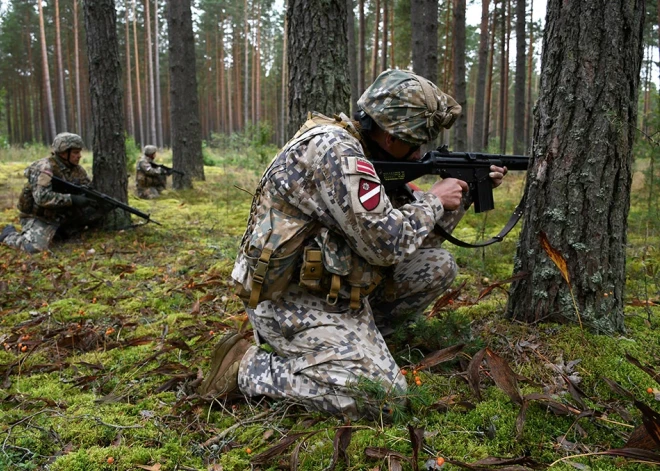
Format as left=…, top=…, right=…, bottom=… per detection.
left=199, top=331, right=251, bottom=397
left=0, top=225, right=17, bottom=243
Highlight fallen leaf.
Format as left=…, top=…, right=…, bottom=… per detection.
left=539, top=231, right=570, bottom=284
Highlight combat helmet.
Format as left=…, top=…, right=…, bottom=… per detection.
left=357, top=69, right=462, bottom=146
left=143, top=145, right=157, bottom=157
left=51, top=132, right=84, bottom=154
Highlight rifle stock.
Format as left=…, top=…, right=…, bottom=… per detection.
left=51, top=175, right=162, bottom=226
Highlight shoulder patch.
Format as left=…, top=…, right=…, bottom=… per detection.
left=37, top=171, right=53, bottom=187
left=343, top=156, right=378, bottom=179
left=348, top=174, right=386, bottom=214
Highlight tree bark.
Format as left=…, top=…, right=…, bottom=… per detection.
left=167, top=0, right=205, bottom=187
left=347, top=0, right=359, bottom=115
left=154, top=0, right=164, bottom=147
left=484, top=1, right=498, bottom=149
left=513, top=0, right=526, bottom=154
left=124, top=1, right=135, bottom=138
left=83, top=0, right=131, bottom=229
left=452, top=0, right=467, bottom=151
left=132, top=0, right=144, bottom=145
left=498, top=0, right=508, bottom=153
left=371, top=0, right=380, bottom=82
left=286, top=0, right=350, bottom=136
left=471, top=0, right=489, bottom=151
left=244, top=0, right=250, bottom=128
left=145, top=0, right=156, bottom=144
left=280, top=2, right=288, bottom=144
left=506, top=0, right=645, bottom=333
left=54, top=0, right=68, bottom=131
left=411, top=0, right=438, bottom=84
left=38, top=0, right=56, bottom=142
left=358, top=0, right=365, bottom=94
left=381, top=0, right=388, bottom=72
left=524, top=0, right=534, bottom=150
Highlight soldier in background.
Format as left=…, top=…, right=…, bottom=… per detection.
left=198, top=70, right=507, bottom=418
left=0, top=133, right=107, bottom=254
left=135, top=145, right=168, bottom=199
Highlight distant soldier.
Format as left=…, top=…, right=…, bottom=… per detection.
left=0, top=132, right=107, bottom=253
left=136, top=145, right=168, bottom=199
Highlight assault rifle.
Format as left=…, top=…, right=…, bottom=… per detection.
left=150, top=162, right=185, bottom=176
left=51, top=175, right=162, bottom=226
left=372, top=145, right=530, bottom=247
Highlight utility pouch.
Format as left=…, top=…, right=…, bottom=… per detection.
left=299, top=246, right=324, bottom=292
left=236, top=205, right=313, bottom=308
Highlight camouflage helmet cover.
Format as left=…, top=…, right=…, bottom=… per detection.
left=357, top=69, right=462, bottom=146
left=143, top=145, right=158, bottom=156
left=51, top=132, right=84, bottom=153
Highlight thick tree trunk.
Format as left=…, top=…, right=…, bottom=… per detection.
left=286, top=0, right=350, bottom=137
left=452, top=0, right=467, bottom=151
left=54, top=0, right=68, bottom=131
left=411, top=0, right=438, bottom=84
left=38, top=0, right=56, bottom=142
left=167, top=0, right=204, bottom=187
left=83, top=0, right=130, bottom=229
left=347, top=0, right=359, bottom=115
left=513, top=0, right=526, bottom=155
left=506, top=0, right=645, bottom=333
left=472, top=0, right=490, bottom=151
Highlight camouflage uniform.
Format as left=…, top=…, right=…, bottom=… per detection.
left=3, top=134, right=105, bottom=253
left=232, top=70, right=465, bottom=418
left=136, top=146, right=167, bottom=199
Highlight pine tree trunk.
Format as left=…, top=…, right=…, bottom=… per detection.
left=83, top=0, right=131, bottom=229
left=145, top=0, right=156, bottom=145
left=452, top=0, right=467, bottom=151
left=484, top=2, right=497, bottom=149
left=498, top=0, right=507, bottom=153
left=124, top=1, right=135, bottom=138
left=358, top=0, right=365, bottom=94
left=442, top=1, right=452, bottom=90
left=347, top=0, right=359, bottom=115
left=371, top=0, right=380, bottom=82
left=54, top=0, right=68, bottom=131
left=389, top=7, right=394, bottom=69
left=287, top=0, right=350, bottom=136
left=133, top=0, right=144, bottom=146
left=38, top=0, right=56, bottom=142
left=524, top=0, right=533, bottom=150
left=280, top=5, right=288, bottom=144
left=381, top=0, right=388, bottom=72
left=244, top=0, right=250, bottom=128
left=472, top=0, right=490, bottom=151
left=411, top=0, right=438, bottom=83
left=154, top=0, right=164, bottom=147
left=256, top=3, right=261, bottom=124
left=506, top=0, right=644, bottom=333
left=513, top=0, right=526, bottom=154
left=167, top=0, right=205, bottom=187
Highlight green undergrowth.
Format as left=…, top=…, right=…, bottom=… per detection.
left=0, top=146, right=658, bottom=470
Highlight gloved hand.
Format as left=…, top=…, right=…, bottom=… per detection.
left=70, top=194, right=94, bottom=207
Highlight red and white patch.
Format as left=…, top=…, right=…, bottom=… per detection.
left=358, top=178, right=381, bottom=211
left=355, top=158, right=377, bottom=178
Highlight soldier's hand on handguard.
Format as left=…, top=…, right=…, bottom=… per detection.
left=429, top=178, right=469, bottom=211
left=71, top=194, right=96, bottom=208
left=490, top=165, right=507, bottom=188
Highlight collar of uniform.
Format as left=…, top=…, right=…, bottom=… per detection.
left=52, top=153, right=75, bottom=170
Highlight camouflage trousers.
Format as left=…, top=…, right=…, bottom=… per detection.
left=4, top=207, right=106, bottom=253
left=137, top=186, right=164, bottom=200
left=238, top=244, right=458, bottom=419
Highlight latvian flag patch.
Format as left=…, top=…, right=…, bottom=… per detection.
left=355, top=158, right=377, bottom=178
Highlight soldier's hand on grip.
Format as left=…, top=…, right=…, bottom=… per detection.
left=71, top=194, right=95, bottom=208
left=429, top=178, right=468, bottom=211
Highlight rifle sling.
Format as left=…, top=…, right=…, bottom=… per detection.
left=434, top=192, right=527, bottom=248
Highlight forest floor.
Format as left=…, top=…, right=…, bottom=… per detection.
left=0, top=144, right=659, bottom=471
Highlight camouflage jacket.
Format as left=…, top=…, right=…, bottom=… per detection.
left=136, top=155, right=166, bottom=189
left=233, top=112, right=462, bottom=308
left=17, top=155, right=91, bottom=222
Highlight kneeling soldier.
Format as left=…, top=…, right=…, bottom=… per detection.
left=135, top=145, right=168, bottom=199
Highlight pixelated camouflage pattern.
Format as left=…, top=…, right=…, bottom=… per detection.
left=357, top=69, right=461, bottom=146
left=136, top=155, right=167, bottom=199
left=232, top=113, right=470, bottom=416
left=51, top=132, right=84, bottom=153
left=4, top=155, right=106, bottom=253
